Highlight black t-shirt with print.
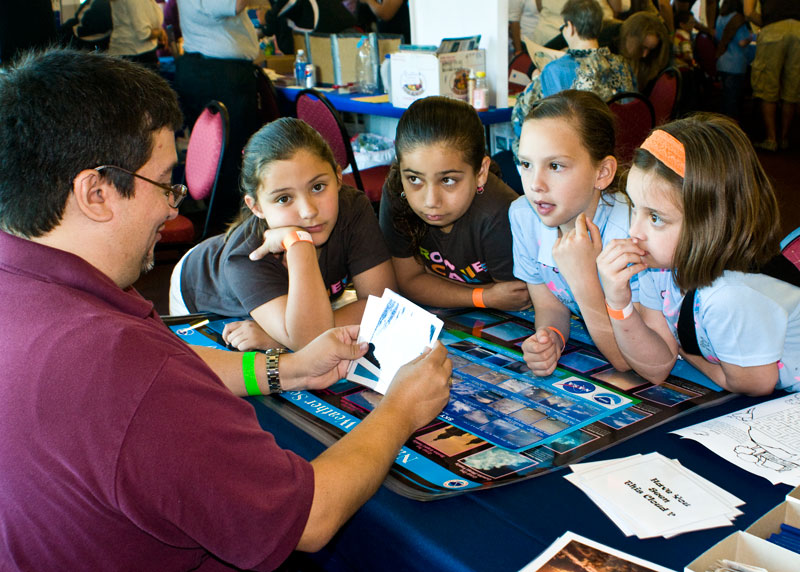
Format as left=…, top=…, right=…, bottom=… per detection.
left=181, top=185, right=390, bottom=317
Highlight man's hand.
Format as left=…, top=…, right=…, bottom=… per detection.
left=521, top=327, right=563, bottom=377
left=380, top=342, right=452, bottom=434
left=280, top=325, right=368, bottom=391
left=483, top=280, right=533, bottom=311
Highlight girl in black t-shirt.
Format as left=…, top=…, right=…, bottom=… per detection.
left=379, top=96, right=531, bottom=311
left=171, top=118, right=396, bottom=351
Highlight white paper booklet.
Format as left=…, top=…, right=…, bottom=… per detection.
left=672, top=392, right=800, bottom=486
left=566, top=452, right=743, bottom=539
left=346, top=289, right=443, bottom=394
left=519, top=531, right=676, bottom=572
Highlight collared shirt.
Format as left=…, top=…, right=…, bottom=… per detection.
left=177, top=0, right=260, bottom=60
left=0, top=230, right=313, bottom=570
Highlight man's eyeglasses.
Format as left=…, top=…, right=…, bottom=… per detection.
left=95, top=165, right=188, bottom=209
left=559, top=23, right=567, bottom=35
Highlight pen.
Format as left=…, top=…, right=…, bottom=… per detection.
left=184, top=318, right=209, bottom=331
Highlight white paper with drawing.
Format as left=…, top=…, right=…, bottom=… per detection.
left=671, top=393, right=800, bottom=486
left=346, top=289, right=443, bottom=394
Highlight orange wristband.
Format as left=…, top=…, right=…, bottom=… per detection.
left=281, top=230, right=313, bottom=251
left=472, top=287, right=486, bottom=308
left=546, top=326, right=565, bottom=351
left=605, top=299, right=634, bottom=320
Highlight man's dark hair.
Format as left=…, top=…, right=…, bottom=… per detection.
left=0, top=48, right=183, bottom=238
left=561, top=0, right=604, bottom=40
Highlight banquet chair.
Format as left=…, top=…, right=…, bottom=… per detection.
left=647, top=67, right=681, bottom=126
left=508, top=51, right=534, bottom=95
left=606, top=92, right=655, bottom=166
left=295, top=88, right=388, bottom=204
left=158, top=100, right=230, bottom=246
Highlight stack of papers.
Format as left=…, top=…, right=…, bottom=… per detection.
left=346, top=289, right=442, bottom=394
left=566, top=452, right=744, bottom=539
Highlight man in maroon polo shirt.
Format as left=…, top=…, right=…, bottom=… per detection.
left=0, top=49, right=451, bottom=571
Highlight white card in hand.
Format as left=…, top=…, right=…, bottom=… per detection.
left=346, top=289, right=442, bottom=394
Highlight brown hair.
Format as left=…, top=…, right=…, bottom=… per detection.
left=226, top=117, right=338, bottom=240
left=618, top=12, right=671, bottom=90
left=524, top=89, right=618, bottom=197
left=632, top=113, right=781, bottom=291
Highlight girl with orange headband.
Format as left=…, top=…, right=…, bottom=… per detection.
left=510, top=90, right=637, bottom=377
left=597, top=113, right=800, bottom=395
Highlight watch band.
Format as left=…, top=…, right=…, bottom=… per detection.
left=281, top=230, right=313, bottom=251
left=605, top=299, right=634, bottom=320
left=264, top=348, right=288, bottom=394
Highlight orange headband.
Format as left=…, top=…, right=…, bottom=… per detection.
left=640, top=129, right=685, bottom=178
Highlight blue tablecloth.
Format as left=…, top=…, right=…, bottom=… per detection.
left=249, top=391, right=789, bottom=572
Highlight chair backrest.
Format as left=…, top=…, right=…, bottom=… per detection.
left=694, top=33, right=717, bottom=79
left=508, top=51, right=533, bottom=95
left=647, top=66, right=681, bottom=126
left=185, top=100, right=229, bottom=241
left=606, top=91, right=655, bottom=166
left=781, top=227, right=800, bottom=271
left=295, top=88, right=364, bottom=191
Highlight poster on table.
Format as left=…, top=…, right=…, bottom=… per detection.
left=168, top=306, right=732, bottom=501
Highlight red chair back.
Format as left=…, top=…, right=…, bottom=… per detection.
left=508, top=51, right=533, bottom=95
left=782, top=227, right=800, bottom=271
left=647, top=67, right=681, bottom=126
left=607, top=92, right=655, bottom=166
left=295, top=88, right=365, bottom=191
left=186, top=100, right=229, bottom=241
left=694, top=33, right=717, bottom=79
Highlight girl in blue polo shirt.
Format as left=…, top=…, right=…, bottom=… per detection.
left=510, top=90, right=636, bottom=376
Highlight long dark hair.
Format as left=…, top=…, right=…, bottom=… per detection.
left=226, top=117, right=338, bottom=240
left=388, top=96, right=486, bottom=261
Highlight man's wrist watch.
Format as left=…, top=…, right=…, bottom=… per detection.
left=264, top=348, right=289, bottom=394
left=281, top=230, right=313, bottom=251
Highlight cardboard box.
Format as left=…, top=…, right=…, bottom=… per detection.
left=389, top=49, right=486, bottom=109
left=685, top=531, right=800, bottom=572
left=293, top=32, right=402, bottom=86
left=264, top=55, right=295, bottom=76
left=746, top=497, right=800, bottom=541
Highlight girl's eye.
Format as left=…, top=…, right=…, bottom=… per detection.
left=649, top=212, right=664, bottom=226
left=519, top=160, right=530, bottom=170
left=549, top=162, right=563, bottom=171
left=441, top=177, right=456, bottom=186
left=276, top=195, right=290, bottom=205
left=406, top=175, right=421, bottom=185
left=312, top=182, right=326, bottom=193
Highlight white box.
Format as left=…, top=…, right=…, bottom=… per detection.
left=746, top=497, right=800, bottom=541
left=685, top=531, right=800, bottom=572
left=389, top=50, right=486, bottom=109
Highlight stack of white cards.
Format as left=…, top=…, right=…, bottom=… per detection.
left=346, top=289, right=443, bottom=394
left=565, top=452, right=744, bottom=539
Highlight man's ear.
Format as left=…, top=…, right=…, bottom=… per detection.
left=72, top=169, right=115, bottom=223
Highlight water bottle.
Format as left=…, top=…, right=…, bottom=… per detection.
left=472, top=71, right=489, bottom=112
left=294, top=49, right=307, bottom=87
left=355, top=36, right=378, bottom=94
left=380, top=53, right=391, bottom=96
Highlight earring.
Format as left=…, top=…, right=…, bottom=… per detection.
left=400, top=191, right=406, bottom=199
left=476, top=185, right=485, bottom=195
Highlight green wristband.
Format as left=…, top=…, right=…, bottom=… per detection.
left=242, top=351, right=261, bottom=396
